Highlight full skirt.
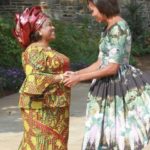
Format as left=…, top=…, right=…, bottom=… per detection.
left=82, top=65, right=150, bottom=150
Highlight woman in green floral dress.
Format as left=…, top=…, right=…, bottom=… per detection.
left=64, top=0, right=150, bottom=149
left=13, top=6, right=70, bottom=150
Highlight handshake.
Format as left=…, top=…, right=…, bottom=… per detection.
left=62, top=71, right=80, bottom=87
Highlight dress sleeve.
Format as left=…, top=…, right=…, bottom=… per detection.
left=107, top=25, right=127, bottom=64
left=98, top=50, right=103, bottom=59
left=19, top=46, right=63, bottom=95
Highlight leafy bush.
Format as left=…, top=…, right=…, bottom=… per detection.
left=132, top=40, right=150, bottom=56
left=124, top=1, right=143, bottom=41
left=0, top=16, right=101, bottom=91
left=0, top=17, right=100, bottom=69
left=0, top=12, right=149, bottom=71
left=51, top=20, right=100, bottom=65
left=124, top=1, right=150, bottom=56
left=0, top=67, right=25, bottom=92
left=0, top=77, right=6, bottom=96
left=0, top=17, right=22, bottom=68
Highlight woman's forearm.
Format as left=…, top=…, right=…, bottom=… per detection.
left=76, top=59, right=101, bottom=75
left=79, top=63, right=119, bottom=81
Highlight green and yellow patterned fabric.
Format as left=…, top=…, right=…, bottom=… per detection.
left=18, top=43, right=70, bottom=150
left=19, top=43, right=70, bottom=108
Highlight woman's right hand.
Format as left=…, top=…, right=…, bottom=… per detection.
left=64, top=71, right=75, bottom=77
left=63, top=74, right=80, bottom=87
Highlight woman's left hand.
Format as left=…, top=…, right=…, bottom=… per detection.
left=63, top=74, right=80, bottom=87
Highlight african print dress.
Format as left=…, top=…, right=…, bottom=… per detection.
left=82, top=20, right=150, bottom=150
left=18, top=44, right=70, bottom=150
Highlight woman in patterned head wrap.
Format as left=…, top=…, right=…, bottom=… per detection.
left=64, top=0, right=150, bottom=149
left=13, top=6, right=70, bottom=150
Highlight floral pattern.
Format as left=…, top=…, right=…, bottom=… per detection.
left=82, top=20, right=150, bottom=150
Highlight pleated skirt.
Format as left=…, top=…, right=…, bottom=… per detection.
left=82, top=65, right=150, bottom=150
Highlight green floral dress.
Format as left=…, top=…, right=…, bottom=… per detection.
left=18, top=43, right=70, bottom=150
left=82, top=20, right=150, bottom=150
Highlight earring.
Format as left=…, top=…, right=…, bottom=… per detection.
left=39, top=32, right=42, bottom=36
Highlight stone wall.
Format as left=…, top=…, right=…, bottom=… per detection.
left=47, top=0, right=86, bottom=21
left=0, top=0, right=150, bottom=27
left=0, top=0, right=40, bottom=15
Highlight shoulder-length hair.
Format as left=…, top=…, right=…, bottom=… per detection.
left=87, top=0, right=120, bottom=18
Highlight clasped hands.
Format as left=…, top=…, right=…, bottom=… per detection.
left=63, top=71, right=80, bottom=87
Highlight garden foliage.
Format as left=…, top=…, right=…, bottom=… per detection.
left=0, top=2, right=150, bottom=93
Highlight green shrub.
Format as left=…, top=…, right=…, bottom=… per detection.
left=124, top=1, right=150, bottom=56
left=0, top=67, right=25, bottom=92
left=0, top=17, right=100, bottom=68
left=0, top=13, right=149, bottom=69
left=124, top=1, right=143, bottom=41
left=51, top=20, right=100, bottom=65
left=0, top=17, right=22, bottom=68
left=132, top=41, right=150, bottom=56
left=129, top=55, right=137, bottom=66
left=0, top=77, right=6, bottom=97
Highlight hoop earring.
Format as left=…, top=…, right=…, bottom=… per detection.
left=39, top=32, right=42, bottom=36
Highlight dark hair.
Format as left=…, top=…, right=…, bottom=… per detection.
left=87, top=0, right=120, bottom=18
left=30, top=31, right=42, bottom=43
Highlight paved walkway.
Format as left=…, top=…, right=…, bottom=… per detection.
left=1, top=77, right=150, bottom=150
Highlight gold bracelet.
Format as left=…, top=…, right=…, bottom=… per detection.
left=60, top=74, right=64, bottom=81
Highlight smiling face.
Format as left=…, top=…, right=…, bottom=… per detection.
left=39, top=18, right=55, bottom=42
left=88, top=1, right=107, bottom=23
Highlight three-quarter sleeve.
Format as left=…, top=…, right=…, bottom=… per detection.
left=108, top=25, right=127, bottom=64
left=19, top=46, right=63, bottom=95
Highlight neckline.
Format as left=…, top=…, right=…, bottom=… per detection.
left=104, top=19, right=125, bottom=33
left=31, top=43, right=52, bottom=50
